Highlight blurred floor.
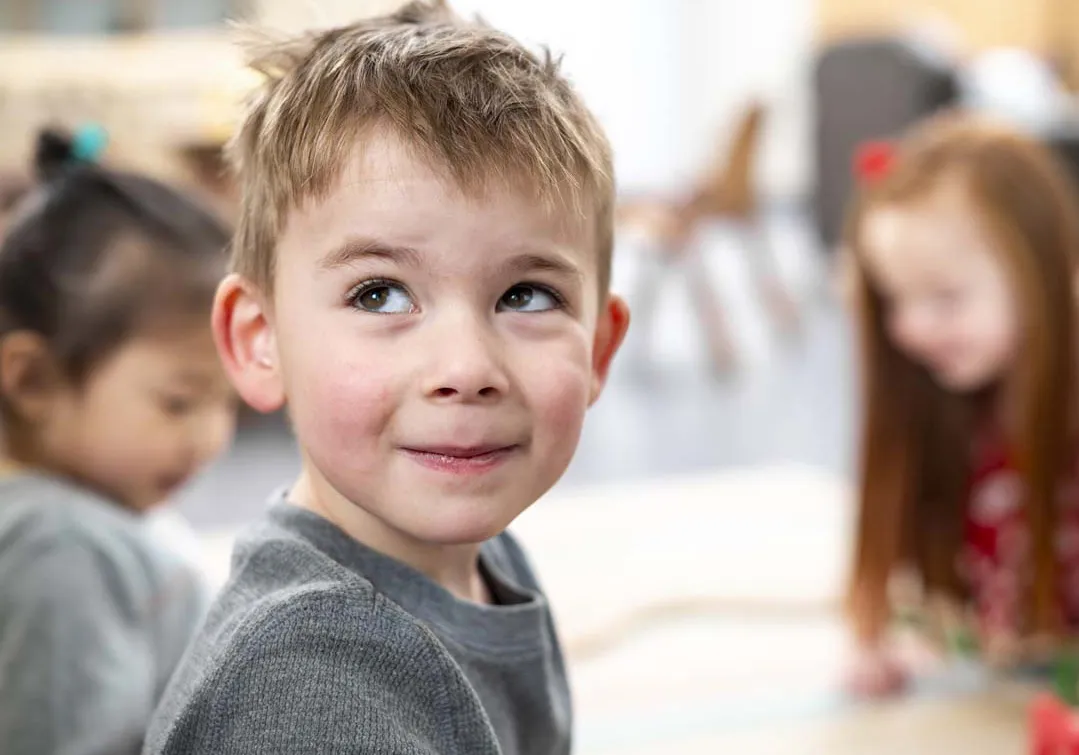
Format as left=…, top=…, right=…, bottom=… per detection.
left=174, top=204, right=856, bottom=529
left=578, top=688, right=1030, bottom=755
left=518, top=468, right=1033, bottom=754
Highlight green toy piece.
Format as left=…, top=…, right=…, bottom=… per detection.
left=1054, top=651, right=1079, bottom=707
left=948, top=626, right=979, bottom=657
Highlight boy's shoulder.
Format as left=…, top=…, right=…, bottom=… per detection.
left=147, top=506, right=497, bottom=754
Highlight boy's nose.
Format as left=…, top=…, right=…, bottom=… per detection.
left=422, top=313, right=510, bottom=402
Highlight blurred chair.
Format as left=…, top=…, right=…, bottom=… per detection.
left=617, top=101, right=798, bottom=373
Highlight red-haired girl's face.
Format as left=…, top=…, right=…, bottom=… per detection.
left=859, top=184, right=1021, bottom=392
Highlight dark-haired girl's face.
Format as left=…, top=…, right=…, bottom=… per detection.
left=34, top=327, right=237, bottom=511
left=0, top=208, right=16, bottom=242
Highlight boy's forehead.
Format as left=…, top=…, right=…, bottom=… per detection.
left=336, top=131, right=579, bottom=215
left=338, top=131, right=437, bottom=188
left=285, top=131, right=597, bottom=256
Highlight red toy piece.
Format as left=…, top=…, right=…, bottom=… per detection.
left=1031, top=693, right=1079, bottom=754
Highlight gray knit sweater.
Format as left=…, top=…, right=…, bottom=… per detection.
left=145, top=498, right=572, bottom=755
left=0, top=473, right=210, bottom=755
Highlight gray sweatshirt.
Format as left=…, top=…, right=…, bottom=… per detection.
left=145, top=497, right=572, bottom=755
left=0, top=473, right=210, bottom=755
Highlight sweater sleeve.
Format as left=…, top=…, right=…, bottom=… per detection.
left=0, top=539, right=156, bottom=755
left=153, top=589, right=494, bottom=755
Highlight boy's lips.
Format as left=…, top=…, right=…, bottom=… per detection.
left=398, top=443, right=520, bottom=475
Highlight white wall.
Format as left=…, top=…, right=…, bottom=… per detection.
left=680, top=0, right=815, bottom=199
left=266, top=0, right=817, bottom=200
left=457, top=0, right=815, bottom=200
left=453, top=0, right=686, bottom=195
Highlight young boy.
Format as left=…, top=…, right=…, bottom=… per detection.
left=145, top=2, right=628, bottom=753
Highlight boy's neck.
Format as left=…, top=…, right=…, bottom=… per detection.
left=290, top=469, right=492, bottom=604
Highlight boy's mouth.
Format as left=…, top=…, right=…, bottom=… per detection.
left=398, top=444, right=519, bottom=475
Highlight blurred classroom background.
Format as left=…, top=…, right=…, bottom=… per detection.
left=6, top=0, right=1079, bottom=752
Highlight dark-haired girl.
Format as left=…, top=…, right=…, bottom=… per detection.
left=0, top=128, right=237, bottom=754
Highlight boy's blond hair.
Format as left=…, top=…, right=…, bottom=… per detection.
left=227, top=0, right=614, bottom=293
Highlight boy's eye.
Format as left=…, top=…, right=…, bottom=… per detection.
left=498, top=284, right=561, bottom=313
left=350, top=281, right=415, bottom=314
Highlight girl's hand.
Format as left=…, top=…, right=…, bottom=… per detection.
left=982, top=628, right=1023, bottom=669
left=981, top=628, right=1058, bottom=670
left=843, top=644, right=909, bottom=699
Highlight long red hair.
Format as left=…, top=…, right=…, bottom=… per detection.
left=846, top=113, right=1079, bottom=642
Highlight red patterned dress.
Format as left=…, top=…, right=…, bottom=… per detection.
left=961, top=429, right=1079, bottom=634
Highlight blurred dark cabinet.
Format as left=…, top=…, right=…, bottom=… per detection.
left=813, top=37, right=959, bottom=249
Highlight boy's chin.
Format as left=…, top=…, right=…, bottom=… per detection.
left=401, top=504, right=526, bottom=546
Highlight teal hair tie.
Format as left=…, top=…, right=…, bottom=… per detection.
left=71, top=123, right=108, bottom=163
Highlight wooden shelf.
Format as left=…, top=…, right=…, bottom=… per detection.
left=817, top=0, right=1053, bottom=53
left=0, top=30, right=257, bottom=174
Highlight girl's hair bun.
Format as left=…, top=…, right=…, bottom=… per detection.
left=33, top=124, right=109, bottom=182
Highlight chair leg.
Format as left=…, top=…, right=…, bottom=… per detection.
left=683, top=245, right=738, bottom=374
left=740, top=218, right=801, bottom=336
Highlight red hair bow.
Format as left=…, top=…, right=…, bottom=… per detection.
left=854, top=141, right=896, bottom=184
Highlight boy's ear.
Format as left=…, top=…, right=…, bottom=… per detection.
left=0, top=331, right=64, bottom=422
left=589, top=293, right=630, bottom=406
left=212, top=274, right=285, bottom=414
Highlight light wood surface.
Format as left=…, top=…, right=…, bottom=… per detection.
left=817, top=0, right=1053, bottom=52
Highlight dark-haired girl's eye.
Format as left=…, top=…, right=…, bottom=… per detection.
left=159, top=394, right=195, bottom=417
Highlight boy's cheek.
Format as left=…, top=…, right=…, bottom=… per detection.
left=289, top=353, right=397, bottom=436
left=524, top=360, right=591, bottom=436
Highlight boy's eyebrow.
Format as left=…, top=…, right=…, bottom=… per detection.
left=319, top=237, right=423, bottom=270
left=320, top=237, right=584, bottom=282
left=501, top=251, right=584, bottom=283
